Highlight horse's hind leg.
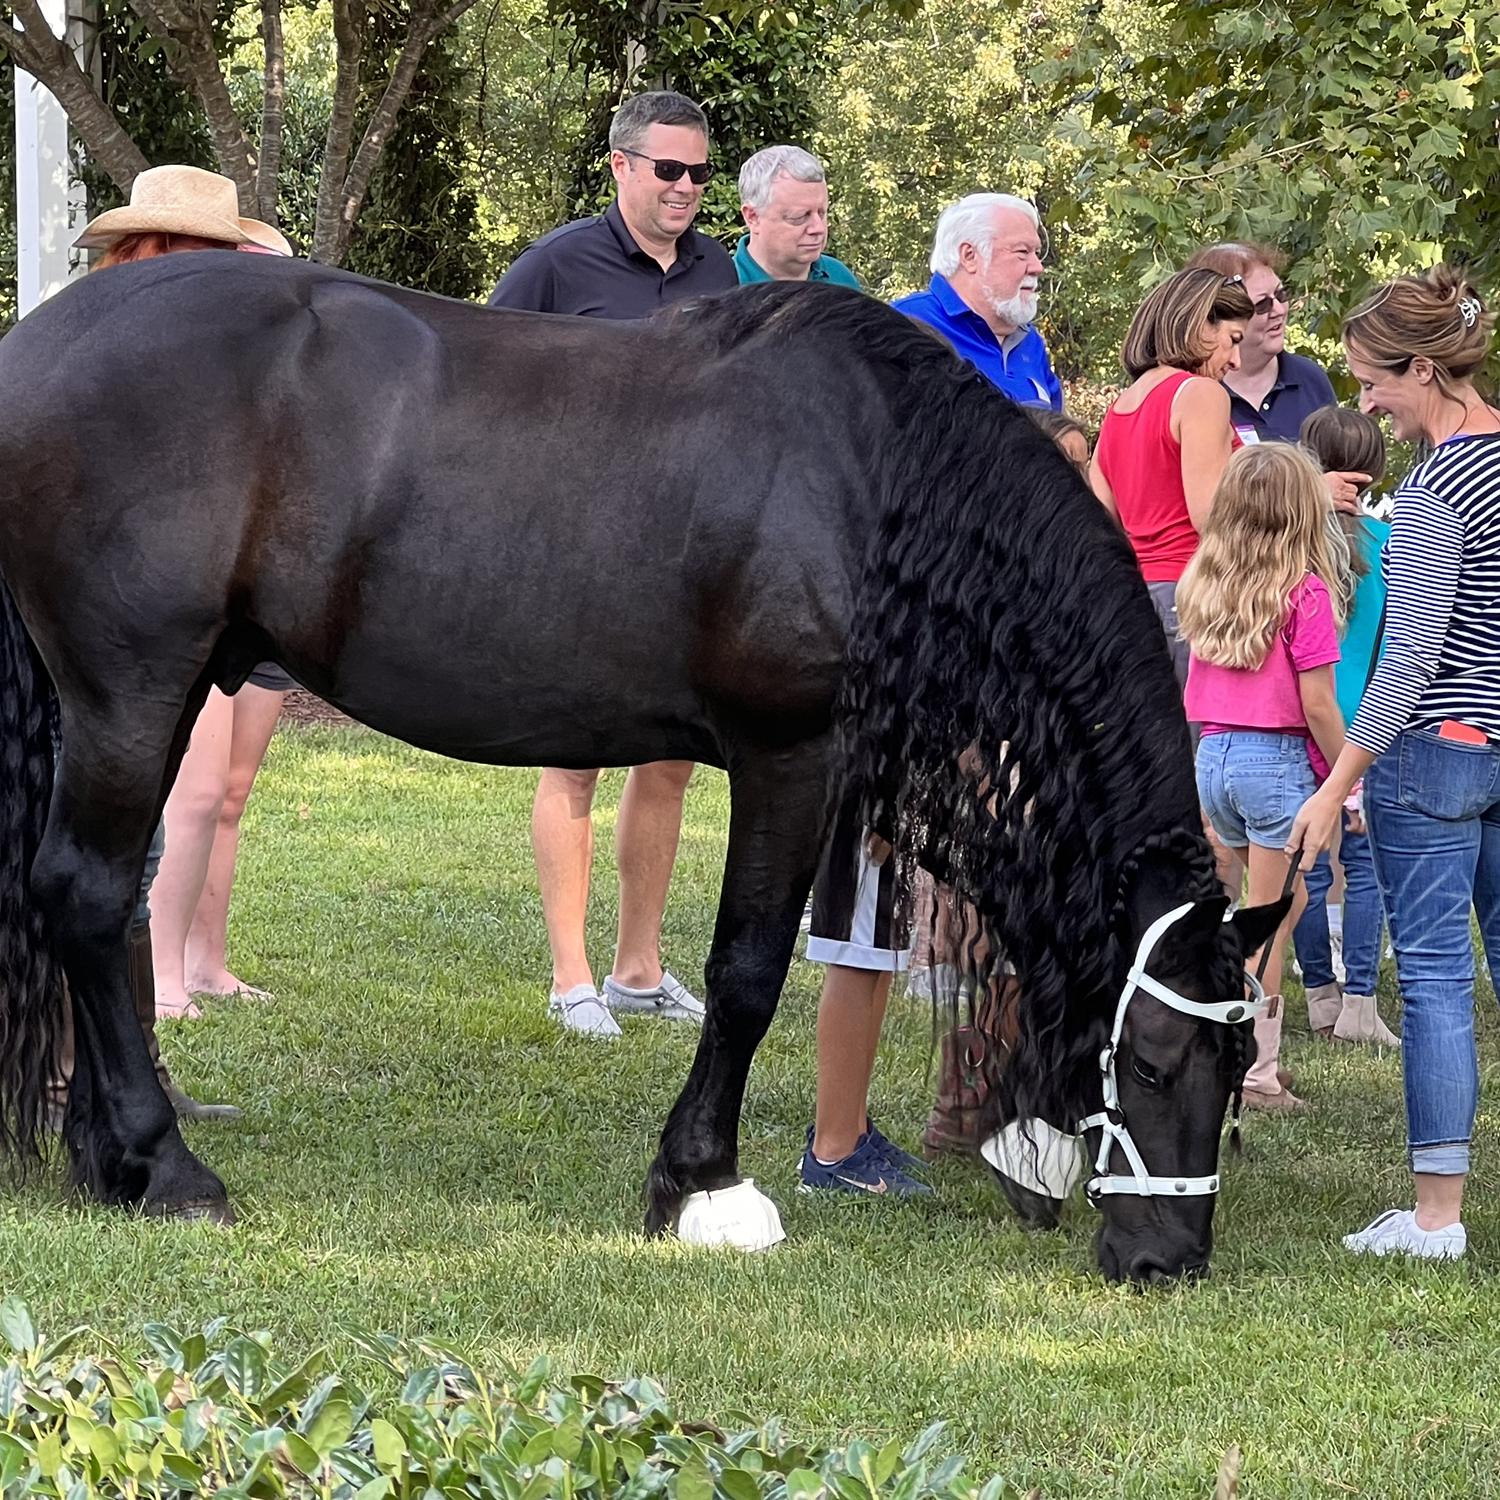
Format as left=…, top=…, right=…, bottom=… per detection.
left=32, top=700, right=230, bottom=1220
left=645, top=736, right=833, bottom=1241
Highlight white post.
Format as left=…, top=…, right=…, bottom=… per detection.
left=13, top=0, right=88, bottom=318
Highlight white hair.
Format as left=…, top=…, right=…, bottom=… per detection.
left=738, top=145, right=826, bottom=213
left=929, top=193, right=1039, bottom=276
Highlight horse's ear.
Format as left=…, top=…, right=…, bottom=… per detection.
left=1228, top=898, right=1292, bottom=959
left=1153, top=896, right=1229, bottom=966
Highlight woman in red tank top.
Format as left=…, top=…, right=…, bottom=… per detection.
left=1091, top=269, right=1255, bottom=687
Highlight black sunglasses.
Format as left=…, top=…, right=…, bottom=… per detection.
left=620, top=148, right=713, bottom=186
left=1252, top=285, right=1291, bottom=317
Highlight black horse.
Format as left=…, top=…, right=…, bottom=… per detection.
left=0, top=256, right=1284, bottom=1282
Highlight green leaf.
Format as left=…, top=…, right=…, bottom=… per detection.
left=284, top=1432, right=322, bottom=1476
left=676, top=1457, right=714, bottom=1500
left=785, top=1470, right=823, bottom=1500
left=0, top=1299, right=37, bottom=1354
left=901, top=1424, right=946, bottom=1466
left=354, top=1479, right=394, bottom=1500
left=372, top=1418, right=407, bottom=1472
left=36, top=1429, right=63, bottom=1479
left=223, top=1335, right=268, bottom=1400
left=0, top=1366, right=22, bottom=1418
left=262, top=1351, right=327, bottom=1412
left=161, top=1452, right=204, bottom=1487
left=721, top=1467, right=761, bottom=1500
left=307, top=1398, right=356, bottom=1455
left=516, top=1356, right=552, bottom=1404
left=874, top=1441, right=901, bottom=1488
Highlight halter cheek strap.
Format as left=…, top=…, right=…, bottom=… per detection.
left=1080, top=902, right=1267, bottom=1200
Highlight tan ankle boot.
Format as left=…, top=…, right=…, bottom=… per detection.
left=1332, top=993, right=1401, bottom=1048
left=130, top=928, right=243, bottom=1122
left=1305, top=982, right=1342, bottom=1038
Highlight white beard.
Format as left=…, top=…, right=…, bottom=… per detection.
left=990, top=288, right=1039, bottom=328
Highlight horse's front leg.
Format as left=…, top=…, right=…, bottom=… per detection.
left=644, top=737, right=832, bottom=1245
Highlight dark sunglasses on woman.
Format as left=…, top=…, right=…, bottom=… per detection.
left=620, top=148, right=714, bottom=186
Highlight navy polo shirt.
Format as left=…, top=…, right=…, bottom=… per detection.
left=487, top=200, right=736, bottom=319
left=1226, top=350, right=1337, bottom=443
left=892, top=273, right=1062, bottom=410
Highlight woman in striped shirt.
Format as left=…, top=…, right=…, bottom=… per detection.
left=1290, top=265, right=1500, bottom=1262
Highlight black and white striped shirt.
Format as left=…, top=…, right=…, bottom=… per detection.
left=1350, top=434, right=1500, bottom=756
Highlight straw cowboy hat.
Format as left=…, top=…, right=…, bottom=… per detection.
left=73, top=164, right=289, bottom=253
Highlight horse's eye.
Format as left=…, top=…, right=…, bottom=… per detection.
left=1130, top=1056, right=1162, bottom=1090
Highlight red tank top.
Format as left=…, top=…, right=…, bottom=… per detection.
left=1096, top=370, right=1237, bottom=583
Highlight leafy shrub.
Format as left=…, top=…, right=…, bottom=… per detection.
left=0, top=1298, right=1033, bottom=1500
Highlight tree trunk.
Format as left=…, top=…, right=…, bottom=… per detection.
left=312, top=0, right=365, bottom=262
left=256, top=0, right=285, bottom=225
left=331, top=0, right=479, bottom=261
left=7, top=0, right=149, bottom=190
left=125, top=0, right=257, bottom=211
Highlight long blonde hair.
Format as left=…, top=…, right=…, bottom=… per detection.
left=1178, top=444, right=1347, bottom=670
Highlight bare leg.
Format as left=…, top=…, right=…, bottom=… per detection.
left=1243, top=843, right=1307, bottom=1095
left=184, top=684, right=284, bottom=995
left=613, top=759, right=694, bottom=988
left=150, top=689, right=234, bottom=1019
left=812, top=966, right=893, bottom=1162
left=1414, top=1172, right=1465, bottom=1231
left=532, top=767, right=602, bottom=994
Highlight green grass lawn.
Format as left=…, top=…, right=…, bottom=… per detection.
left=6, top=726, right=1500, bottom=1497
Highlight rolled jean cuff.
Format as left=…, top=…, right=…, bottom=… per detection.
left=1410, top=1141, right=1469, bottom=1176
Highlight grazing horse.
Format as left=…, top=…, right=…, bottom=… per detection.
left=0, top=257, right=1285, bottom=1282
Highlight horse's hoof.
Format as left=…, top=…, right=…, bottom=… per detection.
left=144, top=1197, right=237, bottom=1227
left=676, top=1178, right=785, bottom=1251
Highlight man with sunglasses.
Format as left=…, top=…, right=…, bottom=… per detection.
left=487, top=91, right=735, bottom=320
left=487, top=92, right=734, bottom=1039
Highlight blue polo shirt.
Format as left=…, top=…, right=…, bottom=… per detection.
left=892, top=273, right=1062, bottom=410
left=733, top=235, right=862, bottom=289
left=1226, top=351, right=1337, bottom=443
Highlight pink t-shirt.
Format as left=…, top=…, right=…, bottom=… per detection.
left=1185, top=575, right=1341, bottom=778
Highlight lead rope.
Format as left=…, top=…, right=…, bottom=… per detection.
left=1228, top=853, right=1303, bottom=1157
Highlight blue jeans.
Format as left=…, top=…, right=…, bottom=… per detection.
left=1197, top=731, right=1318, bottom=850
left=1292, top=851, right=1336, bottom=988
left=1340, top=823, right=1385, bottom=997
left=1366, top=729, right=1500, bottom=1176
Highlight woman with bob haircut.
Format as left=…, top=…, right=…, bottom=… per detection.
left=1290, top=265, right=1500, bottom=1262
left=1091, top=267, right=1255, bottom=686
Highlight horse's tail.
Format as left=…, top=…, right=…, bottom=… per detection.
left=0, top=575, right=65, bottom=1162
left=834, top=331, right=1202, bottom=1126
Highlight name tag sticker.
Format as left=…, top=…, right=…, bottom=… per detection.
left=1233, top=425, right=1262, bottom=445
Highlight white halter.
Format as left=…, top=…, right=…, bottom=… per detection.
left=1078, top=902, right=1266, bottom=1200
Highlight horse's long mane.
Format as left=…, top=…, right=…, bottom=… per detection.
left=682, top=283, right=1224, bottom=1124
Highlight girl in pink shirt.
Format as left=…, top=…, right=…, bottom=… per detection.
left=1178, top=445, right=1348, bottom=1111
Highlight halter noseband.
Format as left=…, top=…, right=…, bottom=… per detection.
left=1079, top=902, right=1266, bottom=1200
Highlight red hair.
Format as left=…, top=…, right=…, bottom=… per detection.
left=94, top=231, right=238, bottom=268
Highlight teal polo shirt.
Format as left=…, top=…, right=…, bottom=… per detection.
left=733, top=235, right=861, bottom=289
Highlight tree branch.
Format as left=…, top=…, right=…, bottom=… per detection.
left=330, top=0, right=480, bottom=260
left=7, top=0, right=150, bottom=190
left=256, top=0, right=285, bottom=224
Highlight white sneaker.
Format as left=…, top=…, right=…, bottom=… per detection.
left=547, top=983, right=621, bottom=1039
left=1342, top=1208, right=1465, bottom=1261
left=602, top=970, right=705, bottom=1023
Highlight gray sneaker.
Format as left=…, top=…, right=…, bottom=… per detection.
left=602, top=970, right=706, bottom=1023
left=547, top=983, right=621, bottom=1039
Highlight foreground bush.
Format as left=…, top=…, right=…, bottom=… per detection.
left=0, top=1298, right=1033, bottom=1500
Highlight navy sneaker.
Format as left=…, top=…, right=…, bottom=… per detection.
left=798, top=1132, right=932, bottom=1196
left=865, top=1119, right=928, bottom=1178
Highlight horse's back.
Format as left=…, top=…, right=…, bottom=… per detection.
left=0, top=261, right=879, bottom=765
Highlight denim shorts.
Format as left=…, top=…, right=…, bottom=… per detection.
left=1196, top=731, right=1318, bottom=851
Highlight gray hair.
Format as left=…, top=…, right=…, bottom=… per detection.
left=738, top=145, right=826, bottom=212
left=929, top=193, right=1039, bottom=276
left=608, top=91, right=710, bottom=154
